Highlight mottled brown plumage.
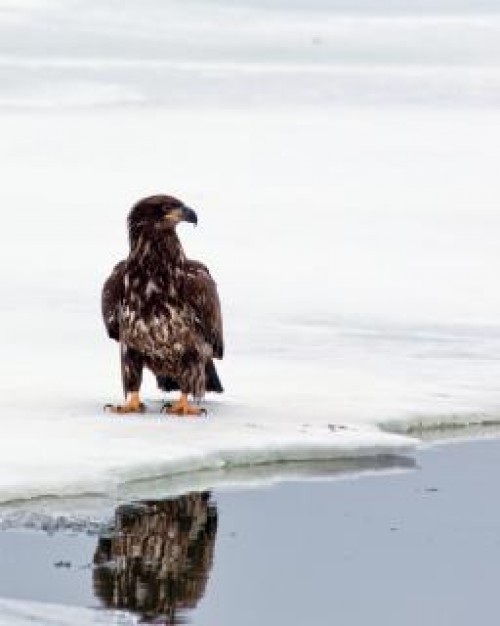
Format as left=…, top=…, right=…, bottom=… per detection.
left=93, top=492, right=217, bottom=622
left=102, top=195, right=224, bottom=415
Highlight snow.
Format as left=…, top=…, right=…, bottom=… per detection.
left=0, top=0, right=499, bottom=514
left=0, top=598, right=137, bottom=626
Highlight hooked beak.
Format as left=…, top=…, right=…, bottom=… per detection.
left=181, top=206, right=198, bottom=226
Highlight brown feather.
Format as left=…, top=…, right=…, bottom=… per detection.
left=102, top=195, right=224, bottom=400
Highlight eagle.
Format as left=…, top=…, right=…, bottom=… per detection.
left=102, top=194, right=224, bottom=416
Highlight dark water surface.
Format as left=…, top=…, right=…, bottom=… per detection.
left=1, top=438, right=500, bottom=625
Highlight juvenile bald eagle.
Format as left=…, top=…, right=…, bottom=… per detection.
left=102, top=195, right=224, bottom=416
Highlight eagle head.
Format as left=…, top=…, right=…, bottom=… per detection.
left=128, top=194, right=198, bottom=245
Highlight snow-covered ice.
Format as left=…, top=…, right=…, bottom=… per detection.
left=0, top=598, right=137, bottom=626
left=1, top=0, right=500, bottom=511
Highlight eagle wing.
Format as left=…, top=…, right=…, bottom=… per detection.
left=101, top=260, right=126, bottom=341
left=184, top=260, right=224, bottom=359
left=103, top=259, right=224, bottom=358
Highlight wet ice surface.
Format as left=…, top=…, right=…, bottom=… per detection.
left=2, top=0, right=500, bottom=108
left=1, top=438, right=500, bottom=625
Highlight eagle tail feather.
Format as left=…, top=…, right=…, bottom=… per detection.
left=156, top=359, right=223, bottom=395
left=205, top=359, right=224, bottom=394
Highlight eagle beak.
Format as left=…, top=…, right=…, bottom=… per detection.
left=182, top=206, right=198, bottom=226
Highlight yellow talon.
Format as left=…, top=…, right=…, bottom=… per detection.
left=162, top=393, right=206, bottom=417
left=105, top=392, right=145, bottom=414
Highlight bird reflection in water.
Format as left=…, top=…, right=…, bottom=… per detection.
left=93, top=491, right=218, bottom=624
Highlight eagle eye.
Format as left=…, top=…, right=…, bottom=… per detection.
left=162, top=202, right=182, bottom=214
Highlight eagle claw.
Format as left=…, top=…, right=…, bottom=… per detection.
left=161, top=396, right=207, bottom=417
left=104, top=402, right=146, bottom=414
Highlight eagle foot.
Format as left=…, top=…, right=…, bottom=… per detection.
left=104, top=403, right=146, bottom=414
left=104, top=392, right=146, bottom=414
left=162, top=394, right=207, bottom=417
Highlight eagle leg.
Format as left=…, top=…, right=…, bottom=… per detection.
left=105, top=391, right=146, bottom=414
left=162, top=393, right=206, bottom=417
left=105, top=345, right=146, bottom=414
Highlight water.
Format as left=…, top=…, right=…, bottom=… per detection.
left=1, top=439, right=500, bottom=625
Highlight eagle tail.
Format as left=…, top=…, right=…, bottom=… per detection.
left=156, top=359, right=223, bottom=394
left=205, top=359, right=224, bottom=393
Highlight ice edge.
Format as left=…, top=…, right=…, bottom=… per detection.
left=0, top=426, right=418, bottom=505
